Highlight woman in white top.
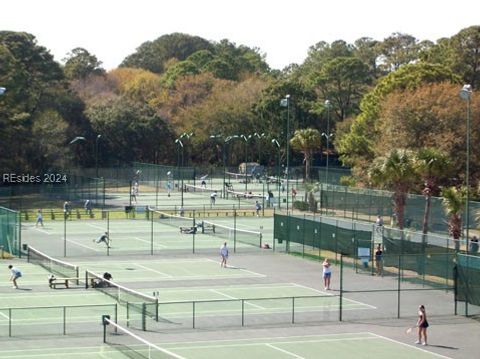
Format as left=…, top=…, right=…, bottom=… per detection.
left=322, top=258, right=332, bottom=290
left=220, top=242, right=229, bottom=268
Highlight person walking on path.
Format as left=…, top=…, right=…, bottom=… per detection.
left=375, top=244, right=383, bottom=276
left=220, top=242, right=229, bottom=268
left=93, top=232, right=110, bottom=248
left=322, top=258, right=332, bottom=290
left=8, top=265, right=22, bottom=289
left=469, top=236, right=479, bottom=253
left=416, top=305, right=429, bottom=345
left=35, top=209, right=44, bottom=227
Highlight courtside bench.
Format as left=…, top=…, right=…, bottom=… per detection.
left=180, top=226, right=197, bottom=234
left=49, top=277, right=78, bottom=289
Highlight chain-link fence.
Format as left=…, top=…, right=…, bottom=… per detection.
left=0, top=206, right=21, bottom=257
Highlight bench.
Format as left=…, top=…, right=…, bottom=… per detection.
left=49, top=277, right=78, bottom=289
left=180, top=226, right=197, bottom=234
left=201, top=223, right=215, bottom=234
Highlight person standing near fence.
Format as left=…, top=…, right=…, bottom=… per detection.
left=35, top=209, right=44, bottom=227
left=255, top=201, right=262, bottom=217
left=84, top=200, right=93, bottom=216
left=469, top=236, right=479, bottom=253
left=375, top=244, right=383, bottom=276
left=8, top=265, right=22, bottom=289
left=63, top=201, right=71, bottom=218
left=220, top=242, right=229, bottom=268
left=416, top=305, right=429, bottom=345
left=322, top=258, right=332, bottom=290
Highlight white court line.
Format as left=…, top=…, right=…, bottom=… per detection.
left=292, top=282, right=376, bottom=309
left=160, top=332, right=374, bottom=346
left=33, top=227, right=51, bottom=235
left=291, top=283, right=331, bottom=295
left=265, top=343, right=304, bottom=358
left=64, top=238, right=103, bottom=252
left=167, top=336, right=376, bottom=351
left=0, top=311, right=9, bottom=320
left=135, top=263, right=172, bottom=278
left=209, top=289, right=265, bottom=309
left=204, top=258, right=266, bottom=277
left=368, top=332, right=452, bottom=359
left=132, top=236, right=167, bottom=248
left=86, top=223, right=108, bottom=231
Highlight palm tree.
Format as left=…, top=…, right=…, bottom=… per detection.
left=441, top=186, right=466, bottom=251
left=290, top=128, right=322, bottom=181
left=368, top=149, right=417, bottom=230
left=415, top=148, right=451, bottom=235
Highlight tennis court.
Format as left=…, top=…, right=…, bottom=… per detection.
left=21, top=215, right=268, bottom=257
left=0, top=332, right=450, bottom=358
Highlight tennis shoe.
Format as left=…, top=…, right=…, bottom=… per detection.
left=422, top=343, right=427, bottom=346
left=415, top=340, right=421, bottom=344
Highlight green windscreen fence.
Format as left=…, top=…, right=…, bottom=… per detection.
left=456, top=254, right=480, bottom=307
left=274, top=214, right=456, bottom=283
left=317, top=183, right=480, bottom=234
left=0, top=206, right=20, bottom=256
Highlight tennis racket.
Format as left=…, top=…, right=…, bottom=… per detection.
left=405, top=326, right=416, bottom=334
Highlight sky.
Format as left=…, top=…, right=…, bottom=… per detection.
left=1, top=0, right=479, bottom=71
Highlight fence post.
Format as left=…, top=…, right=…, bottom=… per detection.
left=339, top=255, right=344, bottom=321
left=397, top=255, right=402, bottom=318
left=292, top=297, right=295, bottom=324
left=151, top=208, right=154, bottom=255
left=242, top=299, right=245, bottom=327
left=193, top=302, right=196, bottom=329
left=453, top=263, right=458, bottom=316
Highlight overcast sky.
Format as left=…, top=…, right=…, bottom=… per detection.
left=1, top=0, right=478, bottom=70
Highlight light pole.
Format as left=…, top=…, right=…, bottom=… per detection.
left=280, top=94, right=291, bottom=214
left=323, top=100, right=332, bottom=184
left=253, top=132, right=265, bottom=165
left=210, top=134, right=227, bottom=197
left=95, top=134, right=102, bottom=178
left=460, top=84, right=472, bottom=252
left=241, top=134, right=252, bottom=192
left=175, top=137, right=184, bottom=207
left=272, top=139, right=281, bottom=209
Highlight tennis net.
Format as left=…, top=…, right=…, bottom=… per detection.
left=103, top=317, right=185, bottom=359
left=152, top=210, right=194, bottom=228
left=86, top=270, right=158, bottom=327
left=202, top=220, right=262, bottom=247
left=27, top=246, right=79, bottom=282
left=184, top=184, right=222, bottom=197
left=226, top=189, right=264, bottom=199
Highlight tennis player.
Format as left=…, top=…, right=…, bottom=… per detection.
left=416, top=305, right=429, bottom=345
left=8, top=265, right=22, bottom=289
left=93, top=232, right=110, bottom=248
left=220, top=242, right=229, bottom=268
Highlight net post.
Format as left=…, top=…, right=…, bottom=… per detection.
left=85, top=271, right=89, bottom=289
left=292, top=297, right=295, bottom=324
left=63, top=306, right=66, bottom=335
left=103, top=317, right=107, bottom=343
left=192, top=301, right=196, bottom=329
left=8, top=308, right=11, bottom=337
left=114, top=303, right=118, bottom=333
left=241, top=299, right=244, bottom=327
left=126, top=302, right=130, bottom=327
left=142, top=303, right=147, bottom=331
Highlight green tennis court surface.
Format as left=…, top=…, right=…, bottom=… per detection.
left=0, top=333, right=449, bottom=358
left=22, top=218, right=267, bottom=256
